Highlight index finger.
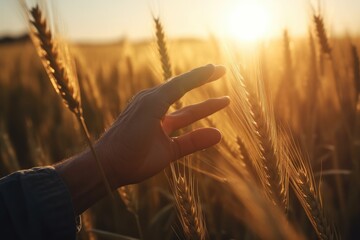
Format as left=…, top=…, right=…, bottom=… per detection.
left=159, top=64, right=226, bottom=105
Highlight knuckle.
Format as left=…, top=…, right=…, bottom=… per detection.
left=137, top=89, right=158, bottom=110
left=133, top=89, right=149, bottom=101
left=130, top=85, right=170, bottom=117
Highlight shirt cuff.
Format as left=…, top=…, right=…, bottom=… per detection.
left=20, top=167, right=79, bottom=239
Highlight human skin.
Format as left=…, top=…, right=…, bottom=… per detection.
left=55, top=64, right=229, bottom=215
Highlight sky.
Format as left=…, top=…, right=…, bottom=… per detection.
left=0, top=0, right=360, bottom=42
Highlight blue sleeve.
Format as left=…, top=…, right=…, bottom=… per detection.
left=0, top=167, right=79, bottom=240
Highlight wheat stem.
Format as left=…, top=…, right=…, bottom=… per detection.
left=134, top=214, right=144, bottom=240
left=77, top=114, right=114, bottom=200
left=154, top=16, right=204, bottom=239
left=286, top=139, right=339, bottom=240
left=29, top=5, right=114, bottom=200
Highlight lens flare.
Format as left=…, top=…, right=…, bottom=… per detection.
left=225, top=2, right=272, bottom=42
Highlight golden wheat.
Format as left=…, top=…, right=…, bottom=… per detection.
left=228, top=63, right=288, bottom=210
left=248, top=94, right=287, bottom=210
left=28, top=4, right=114, bottom=200
left=285, top=136, right=339, bottom=240
left=171, top=173, right=206, bottom=240
left=29, top=5, right=81, bottom=115
left=313, top=14, right=331, bottom=55
left=154, top=16, right=205, bottom=239
left=154, top=17, right=172, bottom=81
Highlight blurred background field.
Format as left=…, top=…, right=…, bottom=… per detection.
left=1, top=0, right=360, bottom=239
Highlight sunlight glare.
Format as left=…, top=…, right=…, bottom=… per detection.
left=226, top=2, right=271, bottom=42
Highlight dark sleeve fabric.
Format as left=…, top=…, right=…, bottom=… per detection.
left=0, top=167, right=78, bottom=240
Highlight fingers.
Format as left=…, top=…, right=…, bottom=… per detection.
left=171, top=128, right=222, bottom=160
left=208, top=65, right=227, bottom=82
left=159, top=64, right=226, bottom=106
left=162, top=96, right=230, bottom=134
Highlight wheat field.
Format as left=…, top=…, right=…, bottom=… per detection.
left=0, top=2, right=359, bottom=240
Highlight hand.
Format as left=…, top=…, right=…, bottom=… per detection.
left=55, top=64, right=229, bottom=214
left=95, top=64, right=229, bottom=187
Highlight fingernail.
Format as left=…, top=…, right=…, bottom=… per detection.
left=221, top=96, right=231, bottom=103
left=205, top=64, right=215, bottom=71
left=215, top=65, right=226, bottom=73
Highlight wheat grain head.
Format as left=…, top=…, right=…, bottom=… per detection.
left=29, top=5, right=81, bottom=116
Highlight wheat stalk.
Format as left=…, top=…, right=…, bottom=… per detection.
left=285, top=137, right=339, bottom=240
left=226, top=59, right=288, bottom=211
left=28, top=5, right=113, bottom=200
left=154, top=16, right=183, bottom=110
left=227, top=64, right=278, bottom=205
left=171, top=172, right=206, bottom=240
left=307, top=29, right=320, bottom=110
left=313, top=14, right=331, bottom=55
left=312, top=10, right=349, bottom=215
left=223, top=160, right=304, bottom=240
left=154, top=16, right=205, bottom=239
left=82, top=210, right=97, bottom=240
left=118, top=185, right=143, bottom=239
left=249, top=94, right=288, bottom=210
left=352, top=45, right=360, bottom=97
left=154, top=17, right=172, bottom=81
left=29, top=5, right=80, bottom=115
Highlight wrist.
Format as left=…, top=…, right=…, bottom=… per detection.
left=54, top=150, right=108, bottom=215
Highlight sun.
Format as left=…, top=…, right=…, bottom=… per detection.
left=225, top=2, right=271, bottom=42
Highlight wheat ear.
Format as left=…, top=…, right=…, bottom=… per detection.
left=286, top=138, right=339, bottom=240
left=154, top=17, right=172, bottom=81
left=227, top=63, right=288, bottom=210
left=29, top=5, right=113, bottom=199
left=154, top=17, right=206, bottom=240
left=154, top=16, right=182, bottom=110
left=313, top=14, right=331, bottom=55
left=172, top=173, right=206, bottom=240
left=29, top=5, right=80, bottom=114
left=249, top=94, right=288, bottom=210
left=154, top=16, right=205, bottom=239
left=313, top=11, right=349, bottom=213
left=236, top=136, right=259, bottom=182
left=223, top=159, right=304, bottom=240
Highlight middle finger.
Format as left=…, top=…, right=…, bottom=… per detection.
left=162, top=96, right=230, bottom=134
